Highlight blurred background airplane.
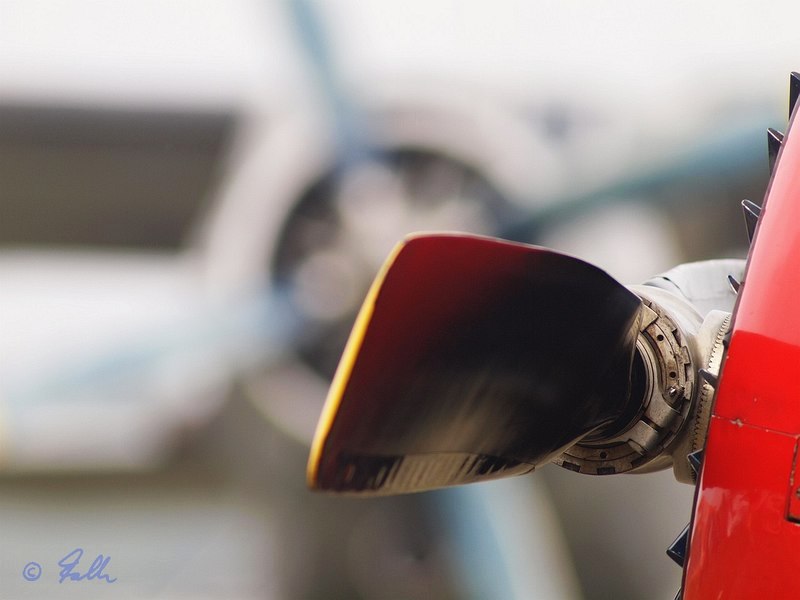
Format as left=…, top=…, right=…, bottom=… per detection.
left=0, top=0, right=797, bottom=597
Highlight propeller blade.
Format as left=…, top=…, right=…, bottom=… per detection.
left=308, top=233, right=643, bottom=494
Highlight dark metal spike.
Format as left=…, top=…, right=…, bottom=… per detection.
left=687, top=449, right=703, bottom=475
left=727, top=275, right=741, bottom=294
left=741, top=199, right=761, bottom=242
left=667, top=523, right=691, bottom=567
left=768, top=128, right=784, bottom=173
left=699, top=368, right=718, bottom=388
left=791, top=72, right=800, bottom=117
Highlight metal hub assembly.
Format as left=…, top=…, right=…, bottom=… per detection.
left=555, top=294, right=696, bottom=475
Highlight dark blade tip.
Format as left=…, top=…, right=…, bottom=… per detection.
left=666, top=523, right=690, bottom=567
left=741, top=199, right=761, bottom=242
left=768, top=127, right=785, bottom=142
left=687, top=449, right=703, bottom=475
left=727, top=275, right=741, bottom=295
left=790, top=72, right=800, bottom=116
left=699, top=368, right=719, bottom=388
left=741, top=198, right=761, bottom=217
left=768, top=128, right=784, bottom=173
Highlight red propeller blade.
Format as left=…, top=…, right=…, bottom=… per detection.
left=308, top=233, right=642, bottom=494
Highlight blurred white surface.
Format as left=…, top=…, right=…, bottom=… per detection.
left=0, top=251, right=292, bottom=470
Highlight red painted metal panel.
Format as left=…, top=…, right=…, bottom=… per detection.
left=713, top=333, right=800, bottom=434
left=684, top=417, right=800, bottom=598
left=710, top=101, right=800, bottom=434
left=684, top=104, right=800, bottom=596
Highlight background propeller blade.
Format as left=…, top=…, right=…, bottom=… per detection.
left=308, top=233, right=643, bottom=494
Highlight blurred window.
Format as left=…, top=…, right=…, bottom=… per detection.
left=0, top=104, right=234, bottom=250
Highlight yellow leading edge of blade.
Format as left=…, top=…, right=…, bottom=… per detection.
left=306, top=237, right=408, bottom=487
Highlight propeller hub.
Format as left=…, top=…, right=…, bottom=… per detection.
left=555, top=290, right=698, bottom=475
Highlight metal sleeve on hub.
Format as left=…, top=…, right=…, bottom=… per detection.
left=555, top=293, right=697, bottom=475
